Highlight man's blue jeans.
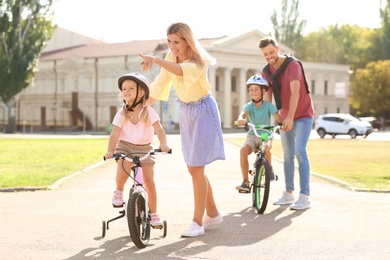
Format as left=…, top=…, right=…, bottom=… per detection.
left=280, top=117, right=313, bottom=196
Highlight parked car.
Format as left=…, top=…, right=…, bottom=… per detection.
left=314, top=113, right=373, bottom=139
left=359, top=117, right=382, bottom=130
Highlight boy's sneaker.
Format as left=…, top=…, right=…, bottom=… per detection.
left=270, top=168, right=275, bottom=181
left=181, top=221, right=205, bottom=237
left=236, top=180, right=250, bottom=193
left=273, top=191, right=294, bottom=205
left=290, top=193, right=311, bottom=210
left=150, top=213, right=163, bottom=227
left=112, top=190, right=124, bottom=207
left=203, top=214, right=223, bottom=229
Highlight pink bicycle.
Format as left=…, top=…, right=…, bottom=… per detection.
left=102, top=149, right=171, bottom=248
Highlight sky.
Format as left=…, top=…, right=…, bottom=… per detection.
left=52, top=0, right=385, bottom=43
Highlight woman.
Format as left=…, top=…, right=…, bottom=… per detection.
left=139, top=22, right=225, bottom=237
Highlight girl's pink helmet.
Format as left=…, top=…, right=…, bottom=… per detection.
left=118, top=72, right=150, bottom=99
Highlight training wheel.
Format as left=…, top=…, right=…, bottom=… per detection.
left=102, top=221, right=106, bottom=238
left=162, top=220, right=167, bottom=237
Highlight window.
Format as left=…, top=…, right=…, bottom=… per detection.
left=311, top=80, right=316, bottom=94
left=231, top=76, right=237, bottom=92
left=324, top=81, right=328, bottom=95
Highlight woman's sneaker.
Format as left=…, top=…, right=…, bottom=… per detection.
left=235, top=180, right=250, bottom=193
left=112, top=190, right=124, bottom=207
left=203, top=214, right=223, bottom=229
left=181, top=221, right=205, bottom=237
left=150, top=213, right=163, bottom=227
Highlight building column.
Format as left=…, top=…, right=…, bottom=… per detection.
left=208, top=66, right=216, bottom=97
left=223, top=67, right=232, bottom=128
left=239, top=68, right=247, bottom=112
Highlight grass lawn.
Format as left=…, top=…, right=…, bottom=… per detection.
left=1, top=136, right=389, bottom=191
left=225, top=137, right=390, bottom=191
left=0, top=138, right=108, bottom=188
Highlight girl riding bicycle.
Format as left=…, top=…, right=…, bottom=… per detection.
left=104, top=72, right=170, bottom=227
left=236, top=75, right=283, bottom=193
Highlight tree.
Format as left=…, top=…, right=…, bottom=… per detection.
left=380, top=0, right=390, bottom=58
left=295, top=25, right=382, bottom=70
left=0, top=0, right=55, bottom=133
left=271, top=0, right=306, bottom=50
left=350, top=60, right=390, bottom=118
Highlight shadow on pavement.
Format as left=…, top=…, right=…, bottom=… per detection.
left=66, top=206, right=303, bottom=260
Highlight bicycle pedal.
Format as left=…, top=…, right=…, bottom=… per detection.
left=151, top=224, right=163, bottom=229
left=112, top=203, right=124, bottom=208
left=238, top=190, right=250, bottom=194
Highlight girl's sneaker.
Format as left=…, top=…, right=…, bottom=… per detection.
left=150, top=213, right=163, bottom=227
left=112, top=190, right=124, bottom=207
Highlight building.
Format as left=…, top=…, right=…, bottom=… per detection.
left=1, top=28, right=350, bottom=132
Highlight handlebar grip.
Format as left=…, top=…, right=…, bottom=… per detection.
left=154, top=148, right=172, bottom=154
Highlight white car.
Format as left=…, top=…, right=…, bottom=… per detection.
left=314, top=113, right=373, bottom=139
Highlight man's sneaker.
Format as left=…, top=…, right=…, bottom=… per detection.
left=112, top=190, right=124, bottom=207
left=273, top=191, right=294, bottom=205
left=181, top=221, right=205, bottom=237
left=236, top=180, right=250, bottom=193
left=290, top=193, right=311, bottom=210
left=150, top=213, right=163, bottom=227
left=203, top=214, right=223, bottom=229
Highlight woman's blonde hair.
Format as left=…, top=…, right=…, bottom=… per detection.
left=167, top=22, right=216, bottom=68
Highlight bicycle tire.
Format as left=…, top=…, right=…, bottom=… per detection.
left=127, top=192, right=150, bottom=248
left=253, top=158, right=271, bottom=214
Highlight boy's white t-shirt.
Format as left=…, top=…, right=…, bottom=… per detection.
left=112, top=106, right=160, bottom=145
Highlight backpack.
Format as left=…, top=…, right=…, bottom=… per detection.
left=262, top=53, right=310, bottom=110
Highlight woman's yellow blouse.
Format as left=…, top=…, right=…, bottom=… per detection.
left=149, top=52, right=212, bottom=102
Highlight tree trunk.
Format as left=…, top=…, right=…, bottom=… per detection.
left=5, top=99, right=16, bottom=133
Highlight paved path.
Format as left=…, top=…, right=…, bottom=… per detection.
left=0, top=134, right=389, bottom=260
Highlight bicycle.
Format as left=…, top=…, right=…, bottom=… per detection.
left=236, top=122, right=281, bottom=214
left=101, top=149, right=171, bottom=248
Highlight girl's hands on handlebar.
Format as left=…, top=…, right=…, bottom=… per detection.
left=159, top=143, right=170, bottom=153
left=104, top=151, right=114, bottom=159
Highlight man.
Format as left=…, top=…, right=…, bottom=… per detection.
left=259, top=36, right=314, bottom=210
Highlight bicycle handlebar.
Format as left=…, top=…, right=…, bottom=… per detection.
left=103, top=148, right=172, bottom=162
left=235, top=121, right=282, bottom=140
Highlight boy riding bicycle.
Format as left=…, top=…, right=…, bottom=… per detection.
left=236, top=75, right=283, bottom=193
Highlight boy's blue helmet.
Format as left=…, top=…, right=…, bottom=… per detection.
left=246, top=75, right=269, bottom=91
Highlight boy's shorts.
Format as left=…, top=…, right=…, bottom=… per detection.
left=115, top=140, right=154, bottom=167
left=242, top=135, right=273, bottom=153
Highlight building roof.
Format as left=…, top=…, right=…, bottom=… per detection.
left=40, top=28, right=228, bottom=61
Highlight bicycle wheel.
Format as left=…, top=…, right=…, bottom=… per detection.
left=127, top=192, right=150, bottom=248
left=253, top=158, right=271, bottom=214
